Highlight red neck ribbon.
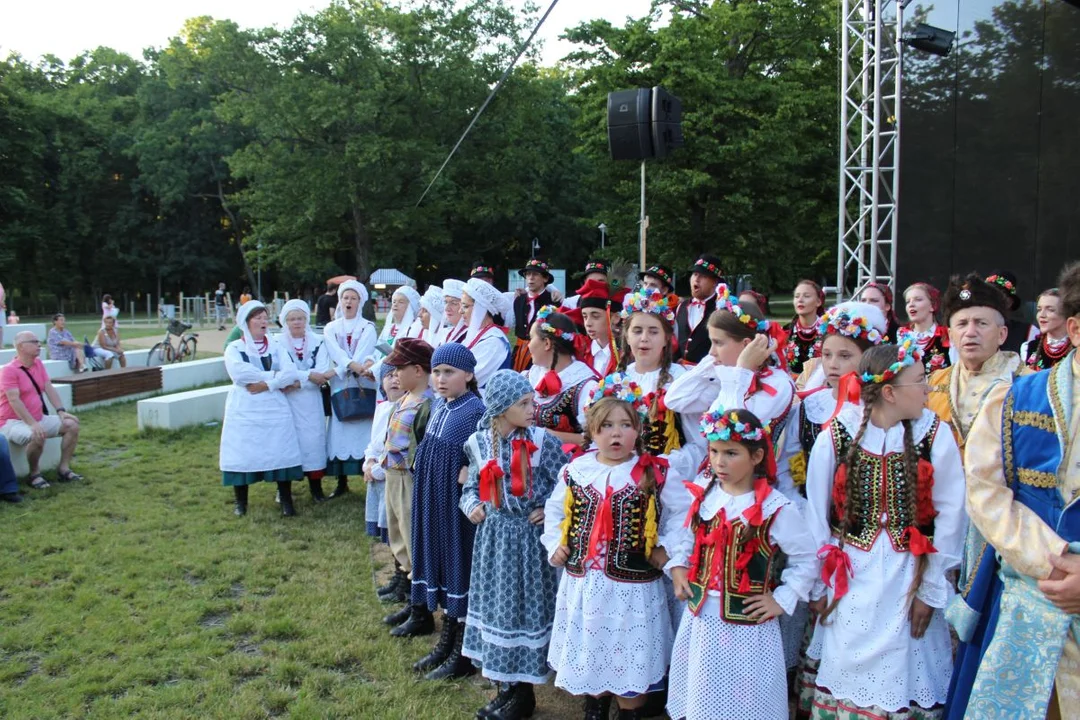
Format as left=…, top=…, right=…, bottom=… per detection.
left=584, top=486, right=615, bottom=570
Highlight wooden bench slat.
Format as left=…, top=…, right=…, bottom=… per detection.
left=52, top=366, right=162, bottom=405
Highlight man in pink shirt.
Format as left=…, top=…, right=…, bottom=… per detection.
left=0, top=330, right=83, bottom=488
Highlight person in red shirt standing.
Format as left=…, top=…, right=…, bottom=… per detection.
left=0, top=331, right=83, bottom=489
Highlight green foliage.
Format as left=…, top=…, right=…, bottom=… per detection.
left=0, top=0, right=842, bottom=307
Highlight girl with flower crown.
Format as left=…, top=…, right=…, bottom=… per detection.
left=459, top=370, right=570, bottom=720
left=666, top=284, right=796, bottom=443
left=526, top=306, right=599, bottom=447
left=542, top=376, right=677, bottom=720
left=664, top=408, right=818, bottom=720
left=803, top=342, right=966, bottom=720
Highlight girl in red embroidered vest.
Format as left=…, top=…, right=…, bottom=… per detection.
left=1022, top=288, right=1070, bottom=371
left=665, top=409, right=817, bottom=720
left=542, top=377, right=676, bottom=720
left=903, top=282, right=955, bottom=373
left=803, top=342, right=966, bottom=720
left=666, top=284, right=795, bottom=443
left=784, top=280, right=826, bottom=376
left=527, top=307, right=599, bottom=448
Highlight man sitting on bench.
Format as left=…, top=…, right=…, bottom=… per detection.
left=0, top=331, right=83, bottom=489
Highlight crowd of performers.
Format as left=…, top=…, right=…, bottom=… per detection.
left=216, top=255, right=1078, bottom=720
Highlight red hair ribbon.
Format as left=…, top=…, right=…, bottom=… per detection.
left=735, top=537, right=762, bottom=593
left=535, top=370, right=562, bottom=397
left=479, top=459, right=504, bottom=508
left=742, top=477, right=771, bottom=527
left=561, top=442, right=585, bottom=459
left=631, top=453, right=669, bottom=486
left=826, top=372, right=862, bottom=424
left=748, top=368, right=778, bottom=397
left=763, top=436, right=779, bottom=485
left=655, top=389, right=669, bottom=414
left=902, top=526, right=938, bottom=556
left=818, top=545, right=854, bottom=601
left=705, top=510, right=731, bottom=591
left=683, top=480, right=707, bottom=528
left=584, top=486, right=615, bottom=570
left=510, top=438, right=538, bottom=498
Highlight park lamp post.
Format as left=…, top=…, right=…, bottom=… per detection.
left=598, top=223, right=607, bottom=249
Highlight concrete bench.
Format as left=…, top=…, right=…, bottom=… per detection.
left=52, top=366, right=162, bottom=406
left=43, top=359, right=75, bottom=380
left=1, top=323, right=48, bottom=349
left=137, top=385, right=231, bottom=431
left=160, top=357, right=228, bottom=393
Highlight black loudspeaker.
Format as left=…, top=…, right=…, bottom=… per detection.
left=607, top=89, right=653, bottom=161
left=651, top=86, right=684, bottom=159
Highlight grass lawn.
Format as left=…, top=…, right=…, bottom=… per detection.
left=0, top=399, right=515, bottom=719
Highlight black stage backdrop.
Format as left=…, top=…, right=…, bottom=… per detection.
left=898, top=0, right=1080, bottom=313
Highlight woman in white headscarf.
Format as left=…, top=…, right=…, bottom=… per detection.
left=323, top=280, right=379, bottom=498
left=461, top=278, right=513, bottom=392
left=408, top=286, right=446, bottom=347
left=441, top=279, right=468, bottom=345
left=220, top=300, right=304, bottom=517
left=378, top=285, right=421, bottom=347
left=280, top=298, right=334, bottom=502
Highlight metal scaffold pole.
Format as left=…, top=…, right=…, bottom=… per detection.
left=837, top=0, right=903, bottom=301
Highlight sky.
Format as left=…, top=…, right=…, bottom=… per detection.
left=0, top=0, right=655, bottom=67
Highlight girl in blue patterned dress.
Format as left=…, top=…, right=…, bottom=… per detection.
left=409, top=343, right=487, bottom=680
left=461, top=370, right=569, bottom=719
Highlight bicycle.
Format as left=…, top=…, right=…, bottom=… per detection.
left=146, top=319, right=199, bottom=366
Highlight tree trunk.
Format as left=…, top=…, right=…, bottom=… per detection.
left=208, top=160, right=258, bottom=291
left=351, top=203, right=371, bottom=283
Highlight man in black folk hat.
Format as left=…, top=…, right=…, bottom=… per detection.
left=511, top=258, right=555, bottom=372
left=674, top=254, right=724, bottom=364
left=927, top=272, right=1029, bottom=453
left=560, top=259, right=611, bottom=311
left=640, top=263, right=675, bottom=296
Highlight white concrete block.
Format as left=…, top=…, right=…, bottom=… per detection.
left=43, top=359, right=75, bottom=380
left=2, top=323, right=47, bottom=349
left=137, top=385, right=231, bottom=431
left=46, top=384, right=73, bottom=413
left=9, top=438, right=62, bottom=477
left=124, top=349, right=152, bottom=365
left=160, top=357, right=228, bottom=393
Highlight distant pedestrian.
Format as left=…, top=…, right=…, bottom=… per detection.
left=101, top=294, right=120, bottom=324
left=239, top=286, right=253, bottom=306
left=214, top=282, right=231, bottom=331
left=315, top=284, right=338, bottom=327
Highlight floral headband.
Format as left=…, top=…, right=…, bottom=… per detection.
left=621, top=287, right=676, bottom=324
left=699, top=409, right=767, bottom=443
left=985, top=274, right=1017, bottom=297
left=534, top=306, right=576, bottom=342
left=715, top=283, right=771, bottom=334
left=860, top=331, right=924, bottom=384
left=586, top=373, right=648, bottom=419
left=818, top=306, right=884, bottom=345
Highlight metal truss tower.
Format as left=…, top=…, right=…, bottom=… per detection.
left=836, top=0, right=904, bottom=300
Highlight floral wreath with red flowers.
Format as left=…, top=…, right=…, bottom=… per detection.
left=699, top=409, right=767, bottom=443
left=621, top=287, right=676, bottom=325
left=586, top=372, right=648, bottom=420
left=534, top=305, right=576, bottom=343
left=715, top=283, right=772, bottom=334
left=860, top=330, right=924, bottom=384
left=985, top=274, right=1016, bottom=296
left=817, top=306, right=884, bottom=345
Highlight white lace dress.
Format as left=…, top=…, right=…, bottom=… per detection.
left=664, top=479, right=819, bottom=720
left=803, top=407, right=967, bottom=713
left=541, top=453, right=675, bottom=696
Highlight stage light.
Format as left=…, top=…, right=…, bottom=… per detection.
left=904, top=23, right=956, bottom=56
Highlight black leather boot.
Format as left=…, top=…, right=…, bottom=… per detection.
left=379, top=570, right=409, bottom=604
left=308, top=477, right=327, bottom=502
left=329, top=475, right=349, bottom=498
left=617, top=709, right=643, bottom=720
left=278, top=482, right=296, bottom=517
left=583, top=695, right=611, bottom=720
left=425, top=622, right=474, bottom=680
left=377, top=564, right=403, bottom=596
left=383, top=604, right=411, bottom=627
left=639, top=677, right=667, bottom=717
left=489, top=683, right=535, bottom=719
left=413, top=615, right=456, bottom=672
left=390, top=604, right=434, bottom=638
left=233, top=485, right=248, bottom=516
left=477, top=683, right=515, bottom=719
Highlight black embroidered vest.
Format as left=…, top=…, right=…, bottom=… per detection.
left=563, top=477, right=662, bottom=584
left=534, top=381, right=587, bottom=434
left=514, top=290, right=554, bottom=340
left=674, top=297, right=716, bottom=364
left=827, top=420, right=938, bottom=551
